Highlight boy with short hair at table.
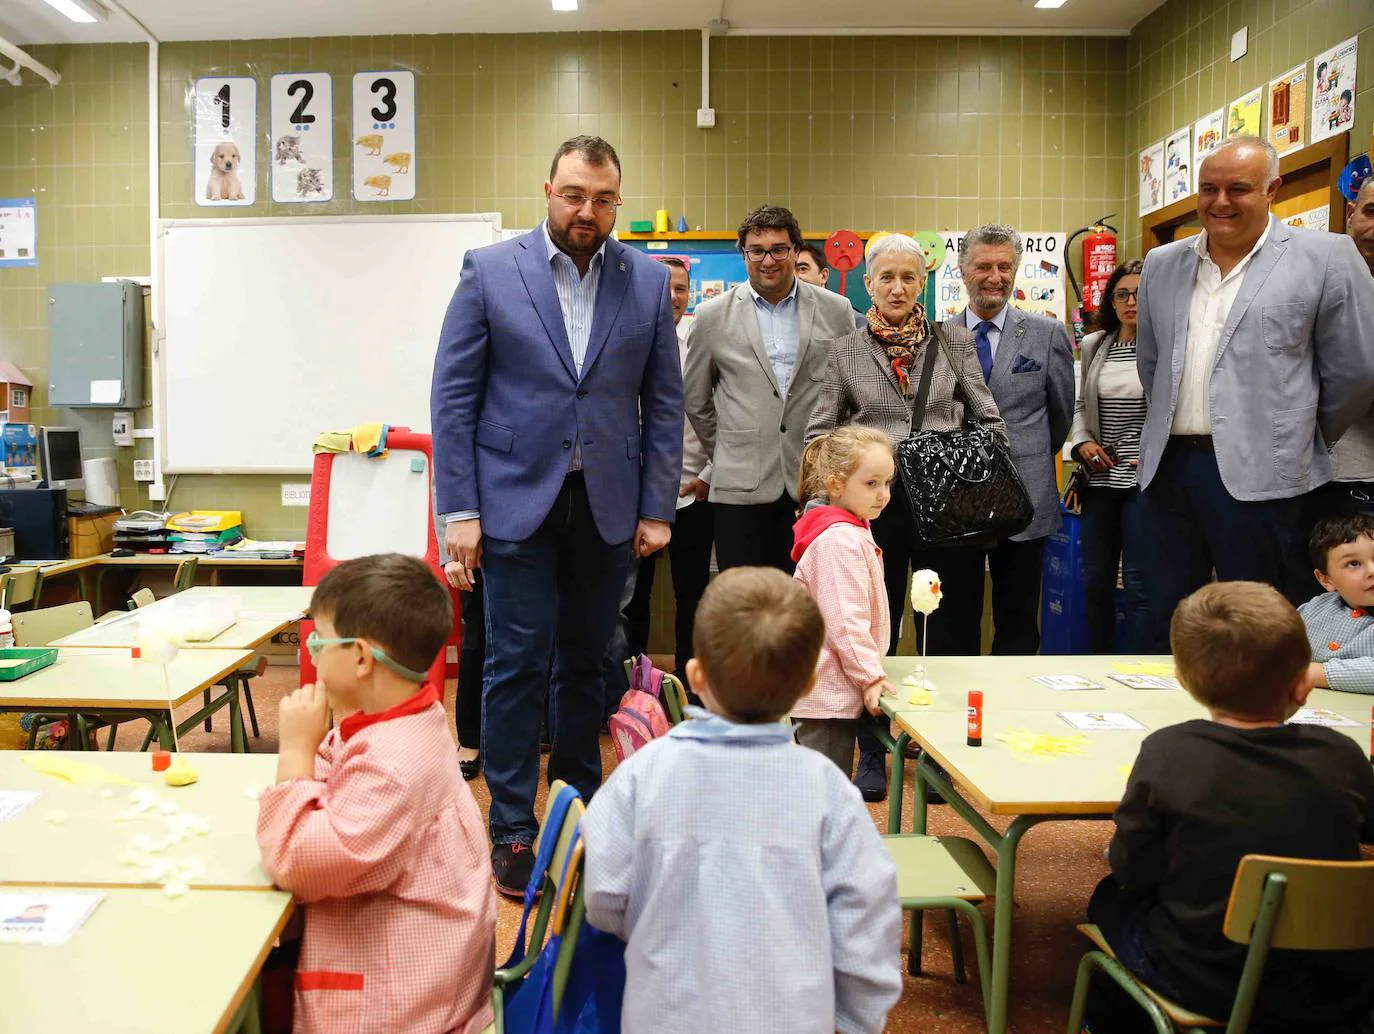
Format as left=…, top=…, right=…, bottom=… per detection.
left=1301, top=514, right=1374, bottom=695
left=580, top=566, right=902, bottom=1034
left=256, top=553, right=496, bottom=1034
left=1086, top=581, right=1374, bottom=1032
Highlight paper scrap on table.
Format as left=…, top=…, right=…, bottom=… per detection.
left=995, top=728, right=1090, bottom=759
left=1033, top=674, right=1104, bottom=690
left=0, top=890, right=104, bottom=945
left=1288, top=708, right=1361, bottom=728
left=1110, top=674, right=1181, bottom=690
left=901, top=671, right=935, bottom=689
left=1059, top=711, right=1145, bottom=731
left=1112, top=661, right=1175, bottom=677
left=907, top=689, right=933, bottom=706
left=21, top=754, right=138, bottom=786
left=0, top=790, right=39, bottom=823
left=1118, top=765, right=1133, bottom=778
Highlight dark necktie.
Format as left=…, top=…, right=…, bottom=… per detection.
left=974, top=320, right=995, bottom=382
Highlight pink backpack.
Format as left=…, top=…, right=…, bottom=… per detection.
left=609, top=654, right=672, bottom=762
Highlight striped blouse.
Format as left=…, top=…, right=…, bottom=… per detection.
left=1090, top=336, right=1147, bottom=489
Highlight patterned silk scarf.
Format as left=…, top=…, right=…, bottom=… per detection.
left=866, top=302, right=931, bottom=396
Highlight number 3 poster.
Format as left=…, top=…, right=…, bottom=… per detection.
left=271, top=73, right=333, bottom=203
left=193, top=77, right=257, bottom=207
left=352, top=70, right=416, bottom=202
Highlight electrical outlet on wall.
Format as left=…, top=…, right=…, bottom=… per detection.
left=133, top=459, right=155, bottom=482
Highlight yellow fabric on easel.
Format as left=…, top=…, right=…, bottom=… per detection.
left=350, top=422, right=384, bottom=456
left=312, top=431, right=351, bottom=454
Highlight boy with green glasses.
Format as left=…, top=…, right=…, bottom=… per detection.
left=256, top=553, right=496, bottom=1034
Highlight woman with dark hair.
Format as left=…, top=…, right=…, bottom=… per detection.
left=1070, top=259, right=1148, bottom=652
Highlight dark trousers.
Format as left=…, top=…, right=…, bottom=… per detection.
left=986, top=536, right=1048, bottom=655
left=1079, top=486, right=1150, bottom=654
left=481, top=473, right=634, bottom=844
left=668, top=499, right=714, bottom=680
left=602, top=555, right=657, bottom=716
left=1140, top=441, right=1304, bottom=653
left=868, top=481, right=986, bottom=656
left=714, top=495, right=797, bottom=573
left=1085, top=877, right=1187, bottom=1034
left=456, top=571, right=485, bottom=749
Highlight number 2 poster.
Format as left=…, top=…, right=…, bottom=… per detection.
left=193, top=77, right=257, bottom=207
left=352, top=71, right=416, bottom=202
left=271, top=73, right=333, bottom=203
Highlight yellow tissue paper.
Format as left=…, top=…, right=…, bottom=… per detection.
left=22, top=754, right=138, bottom=786
left=1118, top=765, right=1133, bottom=778
left=907, top=689, right=933, bottom=706
left=163, top=759, right=199, bottom=787
left=1112, top=661, right=1175, bottom=677
left=994, top=728, right=1090, bottom=759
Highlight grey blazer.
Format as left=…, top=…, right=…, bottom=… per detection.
left=959, top=307, right=1076, bottom=541
left=1136, top=216, right=1374, bottom=500
left=683, top=281, right=858, bottom=504
left=805, top=320, right=1008, bottom=448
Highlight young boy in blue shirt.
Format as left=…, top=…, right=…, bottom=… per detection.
left=1301, top=514, right=1374, bottom=695
left=1088, top=581, right=1374, bottom=1031
left=581, top=566, right=902, bottom=1034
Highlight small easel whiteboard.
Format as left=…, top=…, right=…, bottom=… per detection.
left=159, top=214, right=501, bottom=473
left=324, top=449, right=430, bottom=561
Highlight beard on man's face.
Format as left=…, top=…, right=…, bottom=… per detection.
left=548, top=211, right=609, bottom=256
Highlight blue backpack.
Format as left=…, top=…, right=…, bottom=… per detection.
left=499, top=786, right=626, bottom=1034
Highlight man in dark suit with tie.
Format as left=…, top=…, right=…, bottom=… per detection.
left=432, top=136, right=683, bottom=895
left=954, top=224, right=1075, bottom=655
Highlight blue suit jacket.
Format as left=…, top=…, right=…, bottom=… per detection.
left=431, top=228, right=683, bottom=544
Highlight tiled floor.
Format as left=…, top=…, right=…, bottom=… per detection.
left=117, top=664, right=1115, bottom=1033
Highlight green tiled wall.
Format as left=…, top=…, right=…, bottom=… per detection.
left=1124, top=0, right=1373, bottom=255
left=2, top=30, right=1133, bottom=537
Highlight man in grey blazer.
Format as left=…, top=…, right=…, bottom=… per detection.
left=1136, top=136, right=1374, bottom=649
left=951, top=224, right=1075, bottom=654
left=683, top=205, right=858, bottom=571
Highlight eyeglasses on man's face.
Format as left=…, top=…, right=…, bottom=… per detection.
left=1112, top=288, right=1139, bottom=302
left=742, top=244, right=797, bottom=262
left=549, top=190, right=622, bottom=213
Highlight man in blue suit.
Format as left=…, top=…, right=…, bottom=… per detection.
left=432, top=136, right=683, bottom=895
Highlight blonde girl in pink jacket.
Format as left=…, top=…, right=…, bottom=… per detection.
left=790, top=426, right=900, bottom=775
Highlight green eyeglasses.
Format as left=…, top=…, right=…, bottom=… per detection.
left=305, top=631, right=428, bottom=683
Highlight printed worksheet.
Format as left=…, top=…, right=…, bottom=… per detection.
left=0, top=891, right=104, bottom=945
left=1288, top=708, right=1361, bottom=728
left=1110, top=674, right=1181, bottom=690
left=1058, top=711, right=1145, bottom=731
left=1032, top=675, right=1104, bottom=690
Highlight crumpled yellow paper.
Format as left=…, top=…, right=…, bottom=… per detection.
left=1112, top=661, right=1175, bottom=677
left=22, top=754, right=138, bottom=786
left=907, top=689, right=933, bottom=706
left=994, top=728, right=1090, bottom=759
left=1118, top=765, right=1133, bottom=779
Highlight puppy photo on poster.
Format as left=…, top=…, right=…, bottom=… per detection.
left=194, top=77, right=257, bottom=207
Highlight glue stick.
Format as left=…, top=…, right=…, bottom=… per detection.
left=967, top=690, right=983, bottom=747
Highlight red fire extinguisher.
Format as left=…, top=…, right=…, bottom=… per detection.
left=1067, top=216, right=1119, bottom=313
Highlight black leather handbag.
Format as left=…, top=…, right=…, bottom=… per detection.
left=895, top=324, right=1034, bottom=547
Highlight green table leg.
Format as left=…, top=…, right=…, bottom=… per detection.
left=228, top=684, right=247, bottom=754
left=154, top=713, right=175, bottom=750
left=887, top=730, right=909, bottom=835
left=93, top=566, right=112, bottom=617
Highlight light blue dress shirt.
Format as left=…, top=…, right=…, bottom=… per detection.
left=962, top=303, right=1010, bottom=361
left=581, top=707, right=903, bottom=1034
left=748, top=279, right=802, bottom=398
left=444, top=221, right=606, bottom=523
left=1299, top=590, right=1374, bottom=695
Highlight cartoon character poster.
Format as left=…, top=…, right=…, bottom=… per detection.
left=1226, top=87, right=1264, bottom=139
left=1138, top=140, right=1164, bottom=216
left=1311, top=36, right=1357, bottom=144
left=1267, top=65, right=1308, bottom=156
left=1193, top=109, right=1225, bottom=193
left=1164, top=127, right=1192, bottom=203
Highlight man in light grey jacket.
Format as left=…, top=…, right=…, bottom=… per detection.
left=952, top=224, right=1076, bottom=655
left=683, top=205, right=858, bottom=572
left=1136, top=135, right=1374, bottom=649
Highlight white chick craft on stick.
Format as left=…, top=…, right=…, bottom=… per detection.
left=906, top=569, right=943, bottom=693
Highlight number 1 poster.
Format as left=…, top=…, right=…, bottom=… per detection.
left=193, top=77, right=257, bottom=207
left=352, top=70, right=416, bottom=202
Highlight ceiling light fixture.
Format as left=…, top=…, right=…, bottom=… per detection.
left=552, top=0, right=578, bottom=10
left=39, top=0, right=106, bottom=23
left=1033, top=0, right=1069, bottom=7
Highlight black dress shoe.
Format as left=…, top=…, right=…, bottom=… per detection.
left=853, top=748, right=888, bottom=803
left=458, top=752, right=481, bottom=781
left=491, top=842, right=536, bottom=899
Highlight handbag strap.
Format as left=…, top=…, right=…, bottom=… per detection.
left=907, top=324, right=943, bottom=434
left=927, top=320, right=985, bottom=431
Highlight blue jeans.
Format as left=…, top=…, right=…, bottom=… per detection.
left=482, top=473, right=635, bottom=845
left=1079, top=485, right=1149, bottom=653
left=1140, top=442, right=1303, bottom=652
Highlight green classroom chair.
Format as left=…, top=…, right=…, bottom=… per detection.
left=128, top=587, right=156, bottom=610
left=167, top=556, right=261, bottom=741
left=1066, top=855, right=1374, bottom=1034
left=620, top=656, right=690, bottom=725
left=172, top=556, right=199, bottom=592
left=1, top=566, right=45, bottom=611
left=14, top=601, right=129, bottom=751
left=882, top=831, right=997, bottom=1021
left=492, top=781, right=588, bottom=1033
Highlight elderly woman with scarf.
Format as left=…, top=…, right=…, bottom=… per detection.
left=806, top=232, right=1008, bottom=799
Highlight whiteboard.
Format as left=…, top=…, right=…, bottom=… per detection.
left=325, top=449, right=430, bottom=561
left=159, top=214, right=501, bottom=472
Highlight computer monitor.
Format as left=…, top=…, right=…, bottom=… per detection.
left=39, top=426, right=83, bottom=492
